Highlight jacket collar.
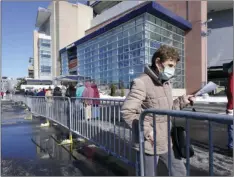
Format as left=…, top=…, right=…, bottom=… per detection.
left=144, top=65, right=162, bottom=85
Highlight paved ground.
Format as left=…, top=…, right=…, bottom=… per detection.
left=1, top=101, right=115, bottom=176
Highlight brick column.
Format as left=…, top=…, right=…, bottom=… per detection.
left=185, top=1, right=207, bottom=94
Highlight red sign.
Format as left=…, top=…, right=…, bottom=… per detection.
left=69, top=59, right=77, bottom=70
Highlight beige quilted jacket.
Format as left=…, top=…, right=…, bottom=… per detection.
left=121, top=65, right=188, bottom=155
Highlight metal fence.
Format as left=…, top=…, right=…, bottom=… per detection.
left=12, top=94, right=27, bottom=104
left=138, top=109, right=234, bottom=176
left=29, top=96, right=70, bottom=129
left=11, top=95, right=138, bottom=169
left=69, top=98, right=136, bottom=166
left=11, top=95, right=234, bottom=176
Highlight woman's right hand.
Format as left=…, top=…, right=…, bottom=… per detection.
left=149, top=131, right=154, bottom=147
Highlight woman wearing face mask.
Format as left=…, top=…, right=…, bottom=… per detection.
left=121, top=45, right=195, bottom=176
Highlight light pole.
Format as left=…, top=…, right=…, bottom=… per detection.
left=129, top=69, right=134, bottom=89
left=201, top=18, right=212, bottom=87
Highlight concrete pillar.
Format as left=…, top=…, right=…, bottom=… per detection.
left=185, top=1, right=207, bottom=94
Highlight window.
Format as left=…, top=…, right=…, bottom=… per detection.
left=136, top=24, right=143, bottom=33
left=156, top=17, right=161, bottom=26
left=118, top=39, right=123, bottom=47
left=40, top=54, right=51, bottom=58
left=41, top=43, right=50, bottom=48
left=40, top=65, right=51, bottom=73
left=150, top=33, right=161, bottom=42
left=128, top=27, right=135, bottom=34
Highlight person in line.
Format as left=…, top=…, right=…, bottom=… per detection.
left=45, top=87, right=53, bottom=99
left=226, top=61, right=233, bottom=156
left=33, top=89, right=38, bottom=96
left=82, top=81, right=94, bottom=120
left=75, top=82, right=86, bottom=121
left=37, top=88, right=46, bottom=97
left=61, top=85, right=67, bottom=97
left=65, top=84, right=76, bottom=98
left=1, top=91, right=4, bottom=99
left=53, top=85, right=62, bottom=97
left=25, top=90, right=29, bottom=96
left=45, top=87, right=53, bottom=118
left=64, top=84, right=76, bottom=129
left=91, top=83, right=100, bottom=119
left=6, top=90, right=10, bottom=99
left=121, top=45, right=195, bottom=176
left=43, top=88, right=46, bottom=94
left=76, top=83, right=85, bottom=97
left=28, top=89, right=34, bottom=96
left=52, top=85, right=62, bottom=121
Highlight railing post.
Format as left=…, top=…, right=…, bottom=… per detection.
left=68, top=97, right=73, bottom=144
left=208, top=121, right=213, bottom=176
left=139, top=112, right=146, bottom=176
left=167, top=115, right=172, bottom=176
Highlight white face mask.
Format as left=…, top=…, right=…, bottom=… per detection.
left=159, top=66, right=175, bottom=80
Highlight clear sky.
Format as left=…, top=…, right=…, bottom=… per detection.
left=2, top=1, right=50, bottom=78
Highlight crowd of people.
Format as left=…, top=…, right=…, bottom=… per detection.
left=23, top=82, right=100, bottom=100
left=24, top=82, right=101, bottom=121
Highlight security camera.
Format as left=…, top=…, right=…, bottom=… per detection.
left=201, top=18, right=213, bottom=26
left=207, top=18, right=212, bottom=23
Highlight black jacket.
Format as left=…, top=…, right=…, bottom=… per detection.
left=65, top=86, right=76, bottom=98
left=53, top=87, right=62, bottom=97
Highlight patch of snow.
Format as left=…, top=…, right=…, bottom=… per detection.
left=185, top=146, right=233, bottom=176
left=59, top=139, right=72, bottom=145
left=195, top=96, right=227, bottom=103
left=100, top=93, right=228, bottom=104
left=40, top=154, right=50, bottom=159
left=100, top=93, right=125, bottom=100
left=40, top=122, right=50, bottom=127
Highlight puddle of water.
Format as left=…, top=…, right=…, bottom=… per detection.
left=1, top=117, right=84, bottom=176
left=2, top=122, right=37, bottom=159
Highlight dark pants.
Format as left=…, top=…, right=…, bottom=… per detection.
left=228, top=124, right=233, bottom=149
left=138, top=149, right=186, bottom=176
left=227, top=110, right=233, bottom=149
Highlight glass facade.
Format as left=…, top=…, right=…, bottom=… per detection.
left=144, top=13, right=185, bottom=88
left=62, top=13, right=185, bottom=88
left=38, top=38, right=52, bottom=78
left=61, top=51, right=69, bottom=75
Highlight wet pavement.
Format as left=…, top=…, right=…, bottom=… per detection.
left=1, top=101, right=114, bottom=176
